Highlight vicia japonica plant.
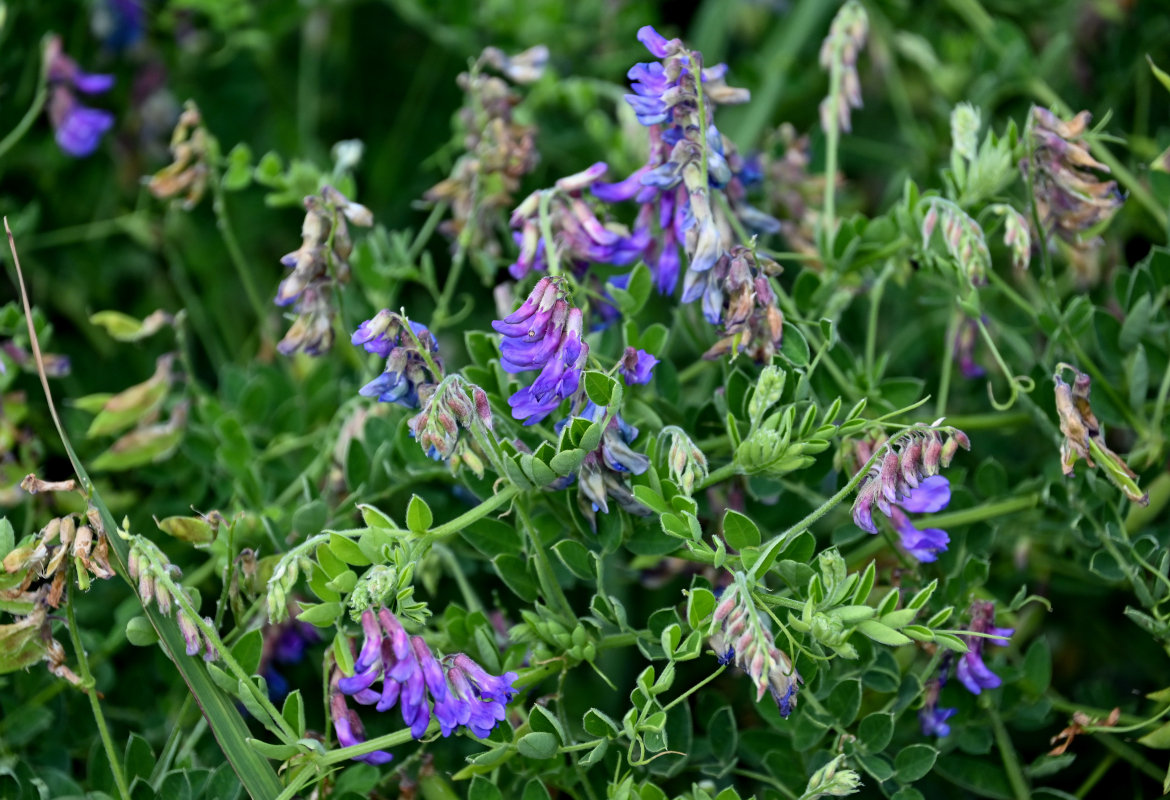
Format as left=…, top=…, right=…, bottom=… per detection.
left=2, top=2, right=1170, bottom=800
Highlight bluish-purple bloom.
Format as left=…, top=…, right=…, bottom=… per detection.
left=333, top=609, right=517, bottom=762
left=888, top=475, right=951, bottom=562
left=493, top=277, right=588, bottom=425
left=353, top=312, right=441, bottom=408
left=93, top=0, right=146, bottom=52
left=957, top=601, right=1013, bottom=695
left=619, top=347, right=658, bottom=385
left=45, top=37, right=115, bottom=158
left=919, top=705, right=958, bottom=737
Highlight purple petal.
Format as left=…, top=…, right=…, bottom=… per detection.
left=898, top=475, right=951, bottom=514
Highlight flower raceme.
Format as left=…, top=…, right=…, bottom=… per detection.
left=851, top=427, right=970, bottom=562
left=331, top=608, right=518, bottom=763
left=44, top=36, right=116, bottom=158
left=353, top=311, right=442, bottom=409
left=957, top=600, right=1013, bottom=695
left=492, top=277, right=588, bottom=425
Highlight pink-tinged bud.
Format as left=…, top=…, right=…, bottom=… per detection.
left=879, top=451, right=901, bottom=502
left=127, top=548, right=140, bottom=580
left=950, top=430, right=970, bottom=451
left=473, top=387, right=493, bottom=430
left=713, top=593, right=737, bottom=623
left=155, top=582, right=172, bottom=616
left=138, top=571, right=155, bottom=605
left=735, top=631, right=753, bottom=657
left=555, top=162, right=608, bottom=193
left=922, top=436, right=943, bottom=476
left=201, top=617, right=219, bottom=662
left=900, top=440, right=922, bottom=489
left=940, top=437, right=959, bottom=468
left=922, top=206, right=938, bottom=243
left=178, top=611, right=201, bottom=656
left=436, top=411, right=458, bottom=436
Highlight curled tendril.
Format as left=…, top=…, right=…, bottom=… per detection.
left=975, top=316, right=1034, bottom=410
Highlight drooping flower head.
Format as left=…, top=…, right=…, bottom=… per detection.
left=708, top=576, right=801, bottom=716
left=277, top=186, right=374, bottom=356
left=492, top=277, right=589, bottom=424
left=332, top=608, right=518, bottom=762
left=44, top=36, right=115, bottom=158
left=618, top=347, right=658, bottom=386
left=694, top=245, right=784, bottom=361
left=588, top=27, right=775, bottom=301
left=353, top=311, right=442, bottom=409
left=148, top=101, right=209, bottom=210
left=558, top=400, right=651, bottom=528
left=424, top=45, right=542, bottom=257
left=851, top=426, right=969, bottom=562
left=407, top=375, right=496, bottom=478
left=1025, top=107, right=1123, bottom=244
left=956, top=600, right=1013, bottom=695
left=508, top=163, right=648, bottom=282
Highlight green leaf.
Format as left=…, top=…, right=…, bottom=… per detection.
left=1120, top=293, right=1153, bottom=350
left=516, top=732, right=559, bottom=760
left=584, top=371, right=619, bottom=407
left=858, top=711, right=894, bottom=752
left=123, top=733, right=156, bottom=785
left=527, top=705, right=565, bottom=744
left=523, top=779, right=553, bottom=800
left=296, top=601, right=343, bottom=627
left=153, top=515, right=215, bottom=545
left=687, top=587, right=716, bottom=628
left=282, top=690, right=305, bottom=736
left=857, top=620, right=912, bottom=646
left=231, top=629, right=264, bottom=675
left=492, top=554, right=538, bottom=602
left=1021, top=636, right=1052, bottom=694
left=552, top=540, right=595, bottom=580
left=406, top=494, right=433, bottom=533
left=89, top=309, right=172, bottom=342
left=1138, top=719, right=1170, bottom=749
left=721, top=509, right=761, bottom=549
left=246, top=739, right=301, bottom=761
left=825, top=678, right=862, bottom=726
left=125, top=616, right=159, bottom=647
left=894, top=744, right=938, bottom=782
left=583, top=708, right=620, bottom=738
left=779, top=322, right=809, bottom=366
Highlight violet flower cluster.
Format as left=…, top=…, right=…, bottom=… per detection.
left=851, top=427, right=969, bottom=563
left=407, top=376, right=496, bottom=479
left=353, top=311, right=442, bottom=408
left=44, top=36, right=116, bottom=158
left=492, top=277, right=588, bottom=424
left=919, top=601, right=1012, bottom=737
left=331, top=608, right=518, bottom=764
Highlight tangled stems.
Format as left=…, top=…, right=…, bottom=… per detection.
left=973, top=315, right=1035, bottom=411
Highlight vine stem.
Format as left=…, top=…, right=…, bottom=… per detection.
left=661, top=665, right=726, bottom=713
left=208, top=151, right=273, bottom=346
left=516, top=502, right=575, bottom=621
left=750, top=449, right=884, bottom=581
left=987, top=703, right=1030, bottom=800
left=67, top=580, right=132, bottom=800
left=429, top=484, right=520, bottom=539
left=0, top=60, right=47, bottom=162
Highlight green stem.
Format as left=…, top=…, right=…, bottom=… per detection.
left=1075, top=753, right=1117, bottom=799
left=537, top=190, right=562, bottom=277
left=429, top=484, right=521, bottom=539
left=823, top=55, right=843, bottom=259
left=516, top=502, right=575, bottom=621
left=935, top=313, right=960, bottom=419
left=66, top=581, right=131, bottom=800
left=209, top=154, right=272, bottom=346
left=865, top=262, right=894, bottom=386
left=987, top=703, right=1030, bottom=800
left=0, top=67, right=47, bottom=163
left=974, top=316, right=1034, bottom=411
left=696, top=460, right=740, bottom=490
left=917, top=493, right=1040, bottom=529
left=751, top=449, right=885, bottom=580
left=940, top=411, right=1030, bottom=430
left=661, top=665, right=726, bottom=712
left=434, top=542, right=484, bottom=614
left=24, top=214, right=147, bottom=252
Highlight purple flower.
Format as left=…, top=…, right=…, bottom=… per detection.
left=888, top=476, right=951, bottom=562
left=955, top=318, right=985, bottom=379
left=353, top=312, right=441, bottom=409
left=93, top=0, right=146, bottom=52
left=330, top=689, right=394, bottom=765
left=44, top=36, right=115, bottom=158
left=919, top=705, right=958, bottom=737
left=331, top=608, right=516, bottom=762
left=493, top=277, right=589, bottom=425
left=957, top=601, right=1013, bottom=695
left=619, top=347, right=658, bottom=385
